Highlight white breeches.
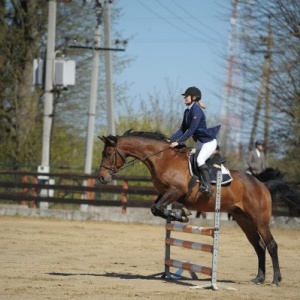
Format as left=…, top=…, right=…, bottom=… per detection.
left=196, top=139, right=217, bottom=166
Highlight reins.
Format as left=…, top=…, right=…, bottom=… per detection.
left=100, top=138, right=191, bottom=175
left=119, top=146, right=170, bottom=171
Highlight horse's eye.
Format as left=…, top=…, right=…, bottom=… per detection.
left=103, top=151, right=111, bottom=158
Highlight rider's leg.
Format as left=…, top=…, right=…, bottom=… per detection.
left=196, top=139, right=217, bottom=196
left=198, top=164, right=212, bottom=196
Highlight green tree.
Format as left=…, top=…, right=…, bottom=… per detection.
left=0, top=1, right=132, bottom=171
left=0, top=0, right=47, bottom=167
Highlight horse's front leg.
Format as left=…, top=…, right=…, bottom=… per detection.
left=150, top=189, right=191, bottom=223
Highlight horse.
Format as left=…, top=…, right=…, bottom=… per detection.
left=98, top=130, right=300, bottom=286
left=253, top=167, right=300, bottom=218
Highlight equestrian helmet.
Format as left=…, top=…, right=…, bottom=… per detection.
left=181, top=86, right=202, bottom=100
left=255, top=139, right=264, bottom=146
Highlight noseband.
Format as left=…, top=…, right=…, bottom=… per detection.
left=100, top=147, right=127, bottom=175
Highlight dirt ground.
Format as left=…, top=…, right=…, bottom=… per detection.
left=0, top=216, right=299, bottom=300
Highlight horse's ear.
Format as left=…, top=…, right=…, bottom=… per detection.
left=98, top=135, right=117, bottom=146
left=98, top=135, right=106, bottom=143
left=106, top=136, right=117, bottom=147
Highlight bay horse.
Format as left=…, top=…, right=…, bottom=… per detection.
left=98, top=130, right=299, bottom=286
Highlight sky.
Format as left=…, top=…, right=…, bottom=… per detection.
left=114, top=0, right=232, bottom=118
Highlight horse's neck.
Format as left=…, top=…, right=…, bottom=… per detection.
left=119, top=138, right=188, bottom=190
left=120, top=138, right=165, bottom=161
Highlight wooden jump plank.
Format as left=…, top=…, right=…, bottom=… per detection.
left=165, top=223, right=214, bottom=236
left=165, top=237, right=213, bottom=253
left=165, top=259, right=212, bottom=277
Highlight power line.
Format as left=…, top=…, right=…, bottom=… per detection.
left=173, top=0, right=223, bottom=38
left=154, top=0, right=210, bottom=40
left=136, top=0, right=206, bottom=43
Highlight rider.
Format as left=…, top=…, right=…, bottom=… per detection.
left=169, top=86, right=221, bottom=196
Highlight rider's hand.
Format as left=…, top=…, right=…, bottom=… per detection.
left=170, top=142, right=179, bottom=148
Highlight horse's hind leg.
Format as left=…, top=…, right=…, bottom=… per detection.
left=232, top=212, right=266, bottom=284
left=257, top=226, right=282, bottom=286
left=234, top=211, right=282, bottom=286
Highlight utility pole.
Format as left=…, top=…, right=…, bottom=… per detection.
left=249, top=16, right=274, bottom=164
left=104, top=1, right=115, bottom=135
left=80, top=1, right=126, bottom=210
left=75, top=1, right=126, bottom=180
left=84, top=4, right=102, bottom=176
left=263, top=18, right=273, bottom=164
left=81, top=2, right=103, bottom=212
left=39, top=0, right=57, bottom=209
left=103, top=1, right=117, bottom=200
left=42, top=0, right=56, bottom=169
left=65, top=1, right=126, bottom=211
left=248, top=59, right=270, bottom=150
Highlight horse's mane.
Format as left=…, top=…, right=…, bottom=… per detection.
left=105, top=129, right=188, bottom=152
left=121, top=129, right=169, bottom=142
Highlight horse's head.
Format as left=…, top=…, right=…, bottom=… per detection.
left=98, top=135, right=126, bottom=184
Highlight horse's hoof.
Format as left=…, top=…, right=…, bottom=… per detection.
left=271, top=282, right=280, bottom=287
left=182, top=207, right=192, bottom=216
left=251, top=277, right=265, bottom=285
left=180, top=207, right=191, bottom=222
left=251, top=281, right=261, bottom=285
left=181, top=216, right=189, bottom=223
left=271, top=276, right=281, bottom=287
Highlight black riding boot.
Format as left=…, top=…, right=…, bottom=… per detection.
left=198, top=164, right=212, bottom=196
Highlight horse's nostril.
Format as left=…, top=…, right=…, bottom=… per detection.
left=99, top=176, right=107, bottom=184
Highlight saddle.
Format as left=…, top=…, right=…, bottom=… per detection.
left=189, top=149, right=232, bottom=185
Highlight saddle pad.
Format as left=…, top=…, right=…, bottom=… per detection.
left=210, top=164, right=232, bottom=184
left=188, top=161, right=232, bottom=185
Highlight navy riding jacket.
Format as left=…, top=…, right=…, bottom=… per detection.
left=170, top=102, right=221, bottom=144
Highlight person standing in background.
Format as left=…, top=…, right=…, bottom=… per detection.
left=247, top=140, right=266, bottom=175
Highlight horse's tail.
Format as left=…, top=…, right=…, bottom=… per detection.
left=264, top=180, right=300, bottom=216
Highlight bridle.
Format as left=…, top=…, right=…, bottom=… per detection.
left=100, top=147, right=127, bottom=175
left=100, top=144, right=170, bottom=175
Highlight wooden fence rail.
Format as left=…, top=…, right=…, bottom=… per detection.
left=0, top=181, right=157, bottom=195
left=0, top=170, right=298, bottom=216
left=0, top=170, right=153, bottom=181
left=0, top=171, right=158, bottom=212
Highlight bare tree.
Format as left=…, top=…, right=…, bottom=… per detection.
left=238, top=0, right=299, bottom=169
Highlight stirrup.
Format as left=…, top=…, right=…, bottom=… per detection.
left=199, top=183, right=212, bottom=196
